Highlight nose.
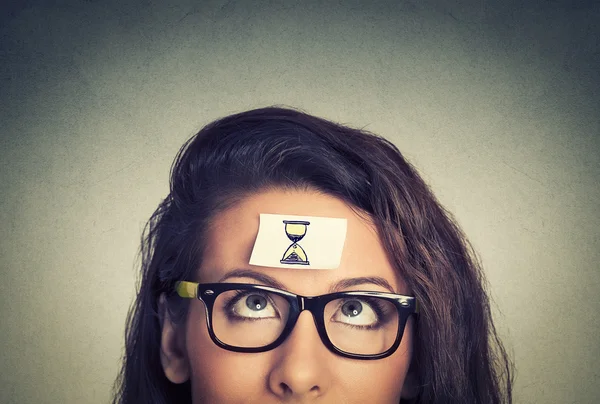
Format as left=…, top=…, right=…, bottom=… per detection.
left=267, top=310, right=331, bottom=400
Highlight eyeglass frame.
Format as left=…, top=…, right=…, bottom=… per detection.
left=175, top=281, right=419, bottom=360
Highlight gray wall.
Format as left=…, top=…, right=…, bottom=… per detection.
left=1, top=1, right=598, bottom=403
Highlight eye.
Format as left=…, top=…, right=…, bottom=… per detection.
left=246, top=294, right=268, bottom=311
left=228, top=292, right=279, bottom=320
left=331, top=298, right=380, bottom=328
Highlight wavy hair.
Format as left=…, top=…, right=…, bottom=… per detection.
left=112, top=106, right=513, bottom=403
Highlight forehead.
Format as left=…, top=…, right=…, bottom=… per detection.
left=199, top=188, right=407, bottom=294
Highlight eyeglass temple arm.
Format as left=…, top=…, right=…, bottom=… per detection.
left=176, top=281, right=198, bottom=298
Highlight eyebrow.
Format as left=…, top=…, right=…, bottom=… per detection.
left=218, top=269, right=287, bottom=290
left=329, top=276, right=395, bottom=293
left=217, top=269, right=396, bottom=294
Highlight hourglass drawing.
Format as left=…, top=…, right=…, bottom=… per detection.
left=280, top=220, right=310, bottom=265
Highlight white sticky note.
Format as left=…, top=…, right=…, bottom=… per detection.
left=249, top=213, right=347, bottom=270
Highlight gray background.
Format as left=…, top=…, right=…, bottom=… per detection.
left=1, top=0, right=599, bottom=403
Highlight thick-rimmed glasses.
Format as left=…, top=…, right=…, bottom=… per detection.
left=176, top=281, right=418, bottom=360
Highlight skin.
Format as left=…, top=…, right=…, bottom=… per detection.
left=160, top=188, right=417, bottom=403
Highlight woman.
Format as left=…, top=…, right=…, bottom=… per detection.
left=112, top=106, right=513, bottom=403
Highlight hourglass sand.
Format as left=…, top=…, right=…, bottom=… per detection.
left=280, top=220, right=310, bottom=265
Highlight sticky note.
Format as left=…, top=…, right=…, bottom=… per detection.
left=249, top=213, right=347, bottom=270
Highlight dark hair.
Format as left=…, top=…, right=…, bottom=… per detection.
left=112, top=106, right=513, bottom=403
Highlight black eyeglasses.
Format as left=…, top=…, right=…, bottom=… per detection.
left=176, top=281, right=418, bottom=360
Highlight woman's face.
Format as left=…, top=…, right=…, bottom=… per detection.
left=161, top=188, right=416, bottom=403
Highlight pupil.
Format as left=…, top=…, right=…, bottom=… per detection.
left=342, top=300, right=363, bottom=317
left=246, top=295, right=267, bottom=311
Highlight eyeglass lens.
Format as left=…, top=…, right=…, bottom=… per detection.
left=210, top=289, right=400, bottom=355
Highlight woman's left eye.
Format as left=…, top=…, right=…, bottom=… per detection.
left=231, top=293, right=278, bottom=319
left=331, top=299, right=379, bottom=327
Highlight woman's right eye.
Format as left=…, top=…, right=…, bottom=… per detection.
left=228, top=293, right=279, bottom=320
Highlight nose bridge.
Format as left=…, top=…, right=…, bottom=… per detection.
left=297, top=295, right=318, bottom=316
left=295, top=295, right=325, bottom=340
